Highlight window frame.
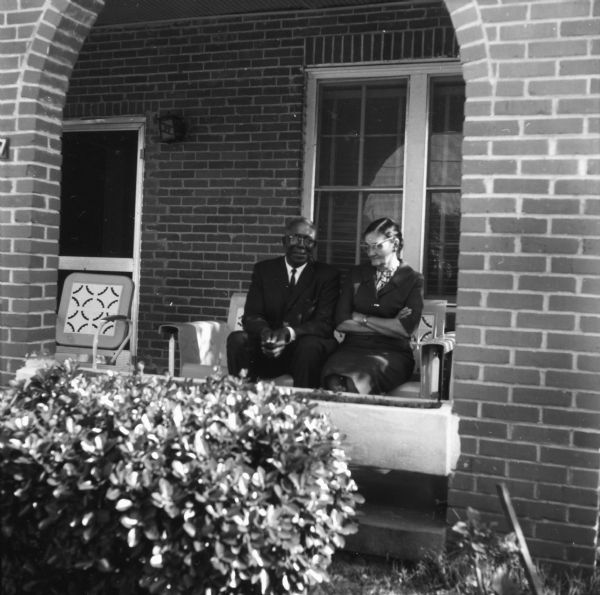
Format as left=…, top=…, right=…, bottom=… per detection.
left=302, top=61, right=463, bottom=295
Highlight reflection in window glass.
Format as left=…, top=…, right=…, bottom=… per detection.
left=428, top=133, right=462, bottom=186
left=362, top=192, right=402, bottom=229
left=60, top=130, right=137, bottom=258
left=318, top=136, right=360, bottom=186
left=315, top=190, right=361, bottom=268
left=315, top=190, right=404, bottom=269
left=425, top=191, right=461, bottom=298
left=364, top=87, right=404, bottom=134
left=320, top=87, right=361, bottom=136
left=363, top=136, right=404, bottom=187
left=315, top=81, right=407, bottom=271
left=425, top=79, right=465, bottom=299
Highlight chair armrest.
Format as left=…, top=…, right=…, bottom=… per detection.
left=159, top=321, right=229, bottom=377
left=104, top=314, right=130, bottom=322
left=159, top=324, right=181, bottom=336
left=419, top=332, right=456, bottom=354
left=159, top=324, right=181, bottom=375
left=419, top=333, right=456, bottom=401
left=93, top=316, right=132, bottom=369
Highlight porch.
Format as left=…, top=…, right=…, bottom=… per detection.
left=2, top=0, right=600, bottom=571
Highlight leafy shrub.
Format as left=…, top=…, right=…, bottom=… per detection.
left=0, top=361, right=362, bottom=594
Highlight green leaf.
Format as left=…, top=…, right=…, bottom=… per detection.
left=120, top=515, right=138, bottom=529
left=115, top=498, right=133, bottom=511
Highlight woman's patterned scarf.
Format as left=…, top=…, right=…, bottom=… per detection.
left=375, top=265, right=398, bottom=292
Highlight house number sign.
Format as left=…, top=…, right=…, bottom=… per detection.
left=0, top=138, right=9, bottom=160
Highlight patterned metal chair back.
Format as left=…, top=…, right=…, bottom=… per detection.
left=56, top=273, right=134, bottom=355
left=413, top=300, right=447, bottom=344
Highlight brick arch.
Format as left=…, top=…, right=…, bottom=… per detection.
left=17, top=2, right=102, bottom=105
left=444, top=0, right=494, bottom=85
left=14, top=0, right=104, bottom=196
left=0, top=0, right=104, bottom=383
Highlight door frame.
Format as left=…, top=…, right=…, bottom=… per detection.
left=60, top=116, right=145, bottom=357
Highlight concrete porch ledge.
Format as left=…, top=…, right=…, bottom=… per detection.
left=284, top=387, right=461, bottom=560
left=284, top=386, right=460, bottom=476
left=313, top=398, right=460, bottom=476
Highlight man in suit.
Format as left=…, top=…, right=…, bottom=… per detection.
left=227, top=217, right=340, bottom=388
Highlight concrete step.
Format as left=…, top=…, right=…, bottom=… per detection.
left=345, top=505, right=446, bottom=561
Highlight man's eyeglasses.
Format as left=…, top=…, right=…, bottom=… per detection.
left=286, top=234, right=316, bottom=248
left=362, top=237, right=394, bottom=253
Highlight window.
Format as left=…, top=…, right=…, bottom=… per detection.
left=303, top=64, right=464, bottom=302
left=425, top=78, right=464, bottom=299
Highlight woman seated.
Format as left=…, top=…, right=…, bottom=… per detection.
left=321, top=217, right=424, bottom=395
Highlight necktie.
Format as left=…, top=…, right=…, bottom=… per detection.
left=289, top=268, right=297, bottom=289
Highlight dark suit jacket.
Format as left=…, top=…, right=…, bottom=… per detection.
left=243, top=257, right=340, bottom=339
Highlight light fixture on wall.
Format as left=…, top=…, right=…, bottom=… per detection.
left=157, top=114, right=186, bottom=143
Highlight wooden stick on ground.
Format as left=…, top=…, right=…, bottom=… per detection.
left=496, top=482, right=544, bottom=595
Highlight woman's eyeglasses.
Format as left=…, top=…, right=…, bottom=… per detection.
left=362, top=237, right=394, bottom=252
left=286, top=234, right=316, bottom=248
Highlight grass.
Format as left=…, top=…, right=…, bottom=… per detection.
left=313, top=550, right=600, bottom=595
left=317, top=551, right=431, bottom=594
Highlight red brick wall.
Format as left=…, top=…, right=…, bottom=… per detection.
left=63, top=2, right=457, bottom=367
left=447, top=0, right=600, bottom=569
left=0, top=0, right=104, bottom=383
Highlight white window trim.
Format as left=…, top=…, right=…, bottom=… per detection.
left=302, top=61, right=462, bottom=273
left=60, top=116, right=145, bottom=357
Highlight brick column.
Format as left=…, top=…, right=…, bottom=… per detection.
left=0, top=0, right=104, bottom=385
left=446, top=0, right=600, bottom=569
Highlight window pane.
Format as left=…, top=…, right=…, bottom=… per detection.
left=315, top=190, right=403, bottom=270
left=428, top=80, right=464, bottom=187
left=424, top=191, right=461, bottom=299
left=362, top=84, right=406, bottom=186
left=315, top=190, right=361, bottom=268
left=317, top=136, right=360, bottom=186
left=362, top=192, right=402, bottom=228
left=364, top=86, right=406, bottom=135
left=318, top=87, right=361, bottom=185
left=320, top=87, right=361, bottom=136
left=425, top=78, right=465, bottom=300
left=428, top=133, right=462, bottom=186
left=60, top=130, right=138, bottom=258
left=363, top=136, right=404, bottom=186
